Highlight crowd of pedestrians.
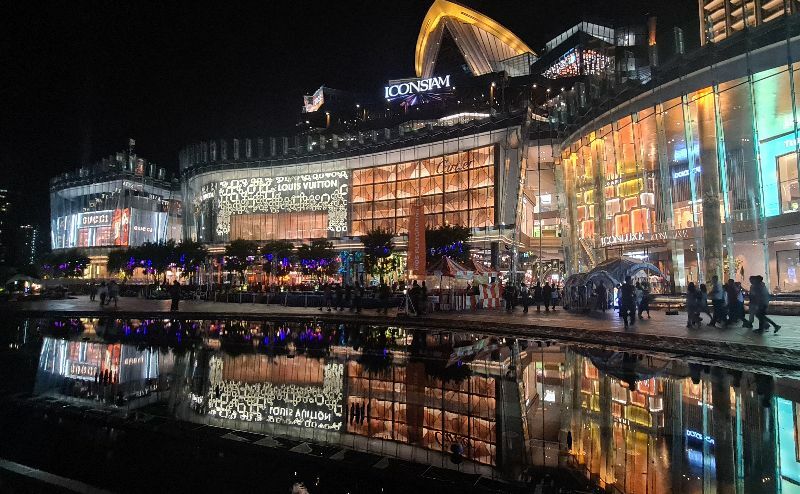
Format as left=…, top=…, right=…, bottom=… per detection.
left=89, top=281, right=119, bottom=308
left=502, top=281, right=561, bottom=313
left=686, top=275, right=780, bottom=333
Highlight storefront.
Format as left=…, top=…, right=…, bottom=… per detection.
left=559, top=36, right=800, bottom=292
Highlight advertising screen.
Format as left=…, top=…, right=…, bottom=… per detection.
left=52, top=207, right=171, bottom=249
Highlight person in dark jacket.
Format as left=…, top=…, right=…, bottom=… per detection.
left=352, top=282, right=363, bottom=313
left=378, top=282, right=391, bottom=314
left=595, top=281, right=608, bottom=312
left=334, top=284, right=344, bottom=310
left=343, top=283, right=352, bottom=311
left=533, top=282, right=543, bottom=312
left=619, top=276, right=636, bottom=328
left=542, top=282, right=552, bottom=312
left=169, top=280, right=181, bottom=311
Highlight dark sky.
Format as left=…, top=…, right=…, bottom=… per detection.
left=1, top=0, right=698, bottom=225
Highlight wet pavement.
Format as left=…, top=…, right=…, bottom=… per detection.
left=1, top=317, right=800, bottom=493
left=9, top=295, right=800, bottom=369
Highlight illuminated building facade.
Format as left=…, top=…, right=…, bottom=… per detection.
left=559, top=18, right=800, bottom=292
left=50, top=150, right=183, bottom=277
left=180, top=119, right=554, bottom=267
left=699, top=0, right=799, bottom=44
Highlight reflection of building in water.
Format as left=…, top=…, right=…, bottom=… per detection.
left=204, top=354, right=344, bottom=430
left=562, top=349, right=800, bottom=494
left=345, top=353, right=498, bottom=466
left=35, top=337, right=174, bottom=408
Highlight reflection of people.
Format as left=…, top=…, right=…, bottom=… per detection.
left=619, top=276, right=636, bottom=328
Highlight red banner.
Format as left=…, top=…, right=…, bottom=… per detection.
left=407, top=201, right=426, bottom=279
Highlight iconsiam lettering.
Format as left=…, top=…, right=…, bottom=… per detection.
left=598, top=228, right=690, bottom=247
left=210, top=171, right=349, bottom=236
left=384, top=75, right=451, bottom=98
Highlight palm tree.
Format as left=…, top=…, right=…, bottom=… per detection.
left=224, top=239, right=259, bottom=285
left=361, top=227, right=396, bottom=284
left=260, top=240, right=295, bottom=285
left=297, top=239, right=337, bottom=283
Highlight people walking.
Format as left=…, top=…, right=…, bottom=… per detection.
left=619, top=276, right=636, bottom=328
left=504, top=281, right=515, bottom=312
left=698, top=284, right=712, bottom=324
left=169, top=280, right=181, bottom=311
left=378, top=282, right=390, bottom=314
left=98, top=282, right=108, bottom=306
left=89, top=283, right=98, bottom=302
left=533, top=282, right=543, bottom=312
left=595, top=281, right=608, bottom=312
left=550, top=284, right=559, bottom=310
left=352, top=282, right=363, bottom=313
left=321, top=283, right=333, bottom=311
left=745, top=275, right=781, bottom=333
left=708, top=275, right=727, bottom=327
left=409, top=280, right=422, bottom=315
left=108, top=280, right=119, bottom=308
left=638, top=281, right=651, bottom=319
left=542, top=282, right=552, bottom=312
left=686, top=282, right=702, bottom=327
left=420, top=281, right=428, bottom=315
left=725, top=279, right=746, bottom=326
left=335, top=284, right=344, bottom=311
left=520, top=284, right=530, bottom=313
left=343, top=283, right=352, bottom=311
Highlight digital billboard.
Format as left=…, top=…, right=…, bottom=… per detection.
left=51, top=207, right=172, bottom=249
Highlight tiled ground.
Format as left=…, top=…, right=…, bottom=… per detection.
left=9, top=295, right=800, bottom=368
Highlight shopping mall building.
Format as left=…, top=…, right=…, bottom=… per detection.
left=49, top=150, right=183, bottom=277
left=49, top=0, right=800, bottom=292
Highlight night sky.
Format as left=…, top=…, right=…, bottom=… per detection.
left=1, top=0, right=698, bottom=226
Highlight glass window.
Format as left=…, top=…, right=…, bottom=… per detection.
left=777, top=153, right=800, bottom=213
left=777, top=249, right=800, bottom=293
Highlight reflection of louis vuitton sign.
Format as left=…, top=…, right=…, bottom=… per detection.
left=599, top=228, right=691, bottom=247
left=436, top=158, right=474, bottom=174
left=132, top=225, right=153, bottom=233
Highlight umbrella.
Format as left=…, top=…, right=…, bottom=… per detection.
left=5, top=274, right=40, bottom=284
left=467, top=259, right=500, bottom=276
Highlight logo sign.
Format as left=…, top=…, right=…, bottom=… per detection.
left=79, top=210, right=113, bottom=228
left=385, top=75, right=451, bottom=99
left=598, top=228, right=691, bottom=247
left=68, top=361, right=98, bottom=379
left=436, top=157, right=474, bottom=174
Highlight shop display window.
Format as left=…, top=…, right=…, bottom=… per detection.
left=640, top=192, right=655, bottom=207
left=777, top=249, right=800, bottom=292
left=623, top=196, right=639, bottom=211
left=606, top=198, right=621, bottom=218
left=577, top=206, right=587, bottom=222
left=630, top=207, right=652, bottom=233
left=614, top=214, right=631, bottom=235
left=778, top=153, right=800, bottom=213
left=581, top=219, right=595, bottom=238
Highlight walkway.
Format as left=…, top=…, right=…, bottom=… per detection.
left=7, top=296, right=800, bottom=369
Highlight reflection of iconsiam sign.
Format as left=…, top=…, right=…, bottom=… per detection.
left=213, top=171, right=349, bottom=236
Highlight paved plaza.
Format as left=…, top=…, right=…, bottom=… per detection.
left=8, top=295, right=800, bottom=369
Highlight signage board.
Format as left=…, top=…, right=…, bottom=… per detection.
left=384, top=75, right=451, bottom=99
left=407, top=201, right=427, bottom=279
left=79, top=210, right=113, bottom=228
left=211, top=171, right=349, bottom=236
left=598, top=228, right=692, bottom=248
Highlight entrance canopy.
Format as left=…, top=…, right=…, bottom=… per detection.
left=565, top=256, right=662, bottom=291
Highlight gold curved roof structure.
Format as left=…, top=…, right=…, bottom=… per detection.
left=415, top=0, right=535, bottom=78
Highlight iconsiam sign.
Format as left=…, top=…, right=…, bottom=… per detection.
left=384, top=75, right=452, bottom=99
left=211, top=171, right=349, bottom=236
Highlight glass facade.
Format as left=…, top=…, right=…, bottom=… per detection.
left=559, top=41, right=800, bottom=292
left=183, top=141, right=508, bottom=244
left=50, top=179, right=182, bottom=250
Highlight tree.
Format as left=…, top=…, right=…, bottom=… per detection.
left=361, top=227, right=396, bottom=284
left=175, top=240, right=208, bottom=281
left=425, top=224, right=472, bottom=264
left=40, top=249, right=90, bottom=278
left=260, top=240, right=295, bottom=282
left=107, top=249, right=136, bottom=279
left=224, top=239, right=259, bottom=284
left=297, top=239, right=337, bottom=282
left=133, top=240, right=176, bottom=283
